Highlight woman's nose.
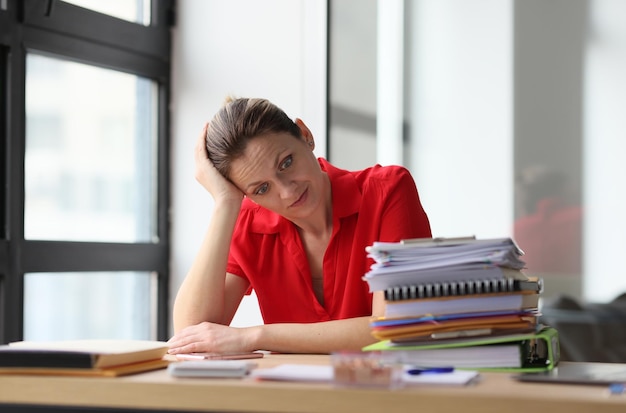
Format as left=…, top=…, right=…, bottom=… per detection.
left=276, top=178, right=297, bottom=200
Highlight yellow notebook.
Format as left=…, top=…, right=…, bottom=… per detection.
left=0, top=358, right=170, bottom=377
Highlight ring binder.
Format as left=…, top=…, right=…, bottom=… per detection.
left=384, top=277, right=543, bottom=301
left=363, top=327, right=560, bottom=372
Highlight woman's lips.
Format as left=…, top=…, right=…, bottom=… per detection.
left=290, top=188, right=308, bottom=208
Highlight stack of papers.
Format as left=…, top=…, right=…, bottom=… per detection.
left=364, top=237, right=526, bottom=291
left=361, top=236, right=556, bottom=371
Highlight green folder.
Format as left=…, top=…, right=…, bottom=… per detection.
left=362, top=326, right=560, bottom=372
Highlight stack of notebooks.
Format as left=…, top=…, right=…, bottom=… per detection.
left=362, top=236, right=560, bottom=372
left=0, top=339, right=170, bottom=377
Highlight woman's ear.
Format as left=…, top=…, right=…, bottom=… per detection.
left=295, top=118, right=315, bottom=150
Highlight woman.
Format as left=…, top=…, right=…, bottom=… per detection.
left=168, top=97, right=431, bottom=355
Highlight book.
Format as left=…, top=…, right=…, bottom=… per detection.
left=363, top=326, right=560, bottom=372
left=0, top=359, right=170, bottom=377
left=371, top=313, right=538, bottom=342
left=168, top=360, right=258, bottom=378
left=383, top=292, right=539, bottom=319
left=384, top=276, right=542, bottom=301
left=0, top=339, right=170, bottom=376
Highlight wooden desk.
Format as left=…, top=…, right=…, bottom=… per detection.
left=1, top=354, right=625, bottom=413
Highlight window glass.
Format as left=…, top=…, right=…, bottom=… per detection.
left=582, top=0, right=626, bottom=301
left=329, top=0, right=626, bottom=304
left=24, top=271, right=157, bottom=341
left=25, top=53, right=158, bottom=243
left=61, top=0, right=151, bottom=25
left=328, top=0, right=377, bottom=170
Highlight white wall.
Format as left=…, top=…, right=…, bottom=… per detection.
left=583, top=0, right=626, bottom=301
left=170, top=0, right=327, bottom=332
left=407, top=0, right=513, bottom=239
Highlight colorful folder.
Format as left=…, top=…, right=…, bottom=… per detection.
left=362, top=326, right=560, bottom=372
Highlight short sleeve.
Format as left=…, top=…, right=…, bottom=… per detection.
left=375, top=167, right=432, bottom=242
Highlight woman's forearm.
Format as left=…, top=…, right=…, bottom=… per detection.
left=173, top=200, right=241, bottom=332
left=249, top=316, right=377, bottom=354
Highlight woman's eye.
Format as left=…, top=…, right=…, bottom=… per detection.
left=254, top=183, right=269, bottom=196
left=279, top=155, right=293, bottom=171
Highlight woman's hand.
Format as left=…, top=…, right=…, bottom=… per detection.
left=194, top=122, right=244, bottom=205
left=167, top=321, right=259, bottom=354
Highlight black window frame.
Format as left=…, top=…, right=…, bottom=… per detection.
left=0, top=0, right=174, bottom=343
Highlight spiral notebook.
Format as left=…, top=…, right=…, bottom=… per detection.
left=384, top=277, right=542, bottom=301
left=383, top=292, right=540, bottom=319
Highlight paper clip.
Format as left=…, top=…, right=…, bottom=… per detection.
left=401, top=236, right=475, bottom=245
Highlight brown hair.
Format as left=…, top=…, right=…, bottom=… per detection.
left=206, top=97, right=302, bottom=178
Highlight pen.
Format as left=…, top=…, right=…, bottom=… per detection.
left=406, top=367, right=454, bottom=375
left=608, top=383, right=625, bottom=395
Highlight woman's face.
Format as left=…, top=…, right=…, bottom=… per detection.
left=229, top=130, right=327, bottom=221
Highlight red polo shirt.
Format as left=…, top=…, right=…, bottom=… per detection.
left=226, top=159, right=431, bottom=324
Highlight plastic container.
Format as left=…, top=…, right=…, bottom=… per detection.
left=331, top=351, right=403, bottom=389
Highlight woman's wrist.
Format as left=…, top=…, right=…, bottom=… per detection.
left=243, top=325, right=264, bottom=352
left=213, top=196, right=243, bottom=212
